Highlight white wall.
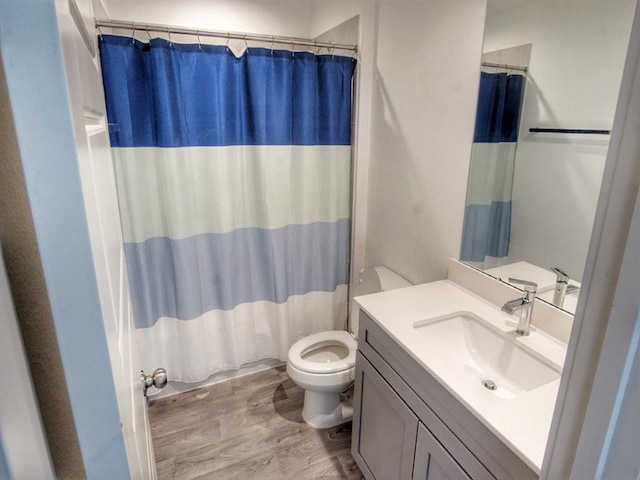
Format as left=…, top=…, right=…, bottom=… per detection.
left=103, top=0, right=314, bottom=38
left=484, top=0, right=635, bottom=281
left=310, top=0, right=360, bottom=39
left=364, top=0, right=486, bottom=284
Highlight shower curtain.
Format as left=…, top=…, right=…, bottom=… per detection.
left=98, top=35, right=356, bottom=382
left=461, top=72, right=524, bottom=269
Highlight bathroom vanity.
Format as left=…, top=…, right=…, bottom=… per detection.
left=351, top=266, right=569, bottom=479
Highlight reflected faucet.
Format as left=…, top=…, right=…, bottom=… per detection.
left=550, top=267, right=581, bottom=308
left=501, top=278, right=537, bottom=336
left=551, top=267, right=569, bottom=307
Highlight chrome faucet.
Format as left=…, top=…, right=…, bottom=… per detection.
left=502, top=277, right=537, bottom=336
left=551, top=267, right=569, bottom=307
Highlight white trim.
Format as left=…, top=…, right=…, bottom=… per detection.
left=571, top=188, right=640, bottom=478
left=348, top=2, right=377, bottom=331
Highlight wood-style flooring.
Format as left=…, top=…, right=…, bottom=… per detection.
left=148, top=365, right=364, bottom=480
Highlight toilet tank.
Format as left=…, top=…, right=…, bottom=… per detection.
left=349, top=266, right=411, bottom=337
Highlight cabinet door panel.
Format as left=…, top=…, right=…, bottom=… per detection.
left=413, top=424, right=471, bottom=480
left=353, top=353, right=418, bottom=480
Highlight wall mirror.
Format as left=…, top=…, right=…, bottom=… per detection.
left=460, top=0, right=636, bottom=314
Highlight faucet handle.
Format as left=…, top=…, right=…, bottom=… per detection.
left=508, top=277, right=538, bottom=293
left=551, top=267, right=569, bottom=283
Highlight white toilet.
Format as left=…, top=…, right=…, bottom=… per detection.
left=286, top=266, right=411, bottom=428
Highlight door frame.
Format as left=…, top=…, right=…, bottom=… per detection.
left=0, top=243, right=55, bottom=479
left=0, top=0, right=132, bottom=477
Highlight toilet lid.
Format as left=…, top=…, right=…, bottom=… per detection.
left=288, top=330, right=356, bottom=374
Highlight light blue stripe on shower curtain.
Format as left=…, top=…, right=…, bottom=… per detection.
left=125, top=220, right=350, bottom=328
left=460, top=202, right=512, bottom=261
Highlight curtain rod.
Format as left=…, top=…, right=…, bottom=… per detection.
left=481, top=61, right=528, bottom=73
left=95, top=18, right=358, bottom=53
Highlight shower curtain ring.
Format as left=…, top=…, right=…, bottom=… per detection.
left=131, top=23, right=136, bottom=43
left=291, top=38, right=295, bottom=57
left=197, top=30, right=202, bottom=50
left=330, top=42, right=335, bottom=58
left=270, top=36, right=275, bottom=55
left=167, top=27, right=172, bottom=46
left=146, top=26, right=152, bottom=41
left=226, top=33, right=230, bottom=52
left=97, top=25, right=104, bottom=41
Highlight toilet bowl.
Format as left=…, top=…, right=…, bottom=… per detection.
left=286, top=266, right=411, bottom=429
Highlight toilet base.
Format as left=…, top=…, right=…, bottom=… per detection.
left=302, top=390, right=353, bottom=429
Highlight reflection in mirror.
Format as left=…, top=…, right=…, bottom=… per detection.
left=461, top=0, right=636, bottom=314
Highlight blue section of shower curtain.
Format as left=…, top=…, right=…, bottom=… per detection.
left=474, top=73, right=523, bottom=143
left=461, top=72, right=524, bottom=263
left=125, top=220, right=350, bottom=328
left=460, top=202, right=512, bottom=262
left=99, top=35, right=355, bottom=147
left=99, top=35, right=355, bottom=330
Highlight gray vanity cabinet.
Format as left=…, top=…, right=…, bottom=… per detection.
left=353, top=351, right=473, bottom=480
left=354, top=353, right=418, bottom=478
left=352, top=311, right=537, bottom=480
left=413, top=423, right=472, bottom=480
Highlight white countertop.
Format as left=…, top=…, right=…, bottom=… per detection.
left=355, top=280, right=567, bottom=474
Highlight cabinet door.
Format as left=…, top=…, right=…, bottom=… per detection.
left=413, top=423, right=471, bottom=480
left=352, top=353, right=419, bottom=480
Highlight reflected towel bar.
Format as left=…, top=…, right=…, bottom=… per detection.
left=529, top=128, right=611, bottom=135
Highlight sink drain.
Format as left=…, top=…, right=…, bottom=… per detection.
left=482, top=379, right=497, bottom=391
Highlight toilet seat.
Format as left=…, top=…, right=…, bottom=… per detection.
left=288, top=330, right=356, bottom=374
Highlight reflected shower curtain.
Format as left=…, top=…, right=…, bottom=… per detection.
left=461, top=72, right=524, bottom=269
left=99, top=35, right=356, bottom=381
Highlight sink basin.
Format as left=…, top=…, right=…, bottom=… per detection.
left=413, top=312, right=560, bottom=398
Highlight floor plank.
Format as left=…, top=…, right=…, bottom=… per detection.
left=148, top=365, right=364, bottom=479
